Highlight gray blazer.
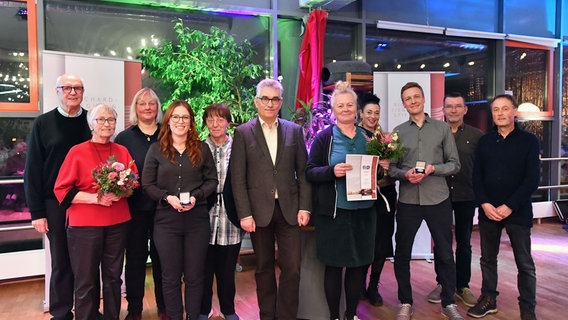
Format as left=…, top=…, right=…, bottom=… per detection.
left=230, top=117, right=312, bottom=227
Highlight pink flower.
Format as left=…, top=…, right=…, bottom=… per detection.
left=108, top=171, right=118, bottom=180
left=111, top=162, right=125, bottom=171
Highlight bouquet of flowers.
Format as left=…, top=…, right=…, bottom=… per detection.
left=92, top=155, right=139, bottom=200
left=367, top=126, right=405, bottom=160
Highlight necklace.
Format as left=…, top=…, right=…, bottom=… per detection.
left=91, top=140, right=112, bottom=163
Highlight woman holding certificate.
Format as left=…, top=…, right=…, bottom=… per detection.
left=306, top=81, right=376, bottom=320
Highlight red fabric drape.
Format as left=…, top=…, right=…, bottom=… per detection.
left=295, top=10, right=328, bottom=110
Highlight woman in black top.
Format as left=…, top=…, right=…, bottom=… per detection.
left=115, top=88, right=167, bottom=320
left=358, top=93, right=397, bottom=307
left=142, top=100, right=218, bottom=320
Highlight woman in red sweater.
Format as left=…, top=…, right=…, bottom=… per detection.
left=54, top=103, right=137, bottom=320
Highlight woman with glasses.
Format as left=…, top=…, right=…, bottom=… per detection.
left=115, top=88, right=168, bottom=320
left=54, top=103, right=137, bottom=320
left=142, top=100, right=218, bottom=320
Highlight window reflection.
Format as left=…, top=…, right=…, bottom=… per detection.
left=0, top=1, right=30, bottom=103
left=505, top=47, right=547, bottom=111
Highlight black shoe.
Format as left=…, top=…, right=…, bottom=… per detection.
left=467, top=295, right=498, bottom=318
left=521, top=310, right=537, bottom=320
left=365, top=287, right=384, bottom=306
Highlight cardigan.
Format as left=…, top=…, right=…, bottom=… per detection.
left=54, top=141, right=135, bottom=226
left=142, top=141, right=218, bottom=209
left=115, top=124, right=160, bottom=212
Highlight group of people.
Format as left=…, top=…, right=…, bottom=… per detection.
left=25, top=73, right=540, bottom=320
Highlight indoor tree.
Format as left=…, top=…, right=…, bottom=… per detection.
left=138, top=19, right=264, bottom=137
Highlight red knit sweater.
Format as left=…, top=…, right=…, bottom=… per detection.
left=54, top=140, right=137, bottom=226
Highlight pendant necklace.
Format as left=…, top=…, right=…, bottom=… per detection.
left=91, top=140, right=112, bottom=163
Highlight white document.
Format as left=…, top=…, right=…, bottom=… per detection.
left=345, top=154, right=379, bottom=201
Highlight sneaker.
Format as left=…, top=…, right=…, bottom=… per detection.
left=520, top=310, right=537, bottom=320
left=441, top=304, right=465, bottom=320
left=397, top=303, right=414, bottom=320
left=427, top=284, right=442, bottom=304
left=455, top=287, right=477, bottom=307
left=467, top=295, right=498, bottom=318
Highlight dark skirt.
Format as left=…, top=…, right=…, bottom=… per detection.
left=314, top=206, right=376, bottom=267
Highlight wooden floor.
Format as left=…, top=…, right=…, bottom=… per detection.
left=1, top=218, right=567, bottom=320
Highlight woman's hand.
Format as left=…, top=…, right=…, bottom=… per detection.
left=378, top=159, right=390, bottom=171
left=166, top=195, right=196, bottom=212
left=98, top=193, right=120, bottom=206
left=333, top=163, right=353, bottom=178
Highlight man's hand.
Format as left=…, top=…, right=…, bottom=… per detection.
left=240, top=216, right=256, bottom=233
left=404, top=168, right=425, bottom=184
left=297, top=210, right=310, bottom=227
left=32, top=218, right=49, bottom=234
left=481, top=202, right=502, bottom=221
left=496, top=204, right=513, bottom=220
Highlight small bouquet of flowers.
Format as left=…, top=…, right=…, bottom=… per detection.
left=367, top=126, right=405, bottom=160
left=92, top=155, right=139, bottom=200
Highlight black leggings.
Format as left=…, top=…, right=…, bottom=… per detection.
left=324, top=265, right=368, bottom=319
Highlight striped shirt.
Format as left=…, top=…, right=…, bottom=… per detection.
left=205, top=135, right=242, bottom=245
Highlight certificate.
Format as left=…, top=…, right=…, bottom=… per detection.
left=345, top=154, right=379, bottom=201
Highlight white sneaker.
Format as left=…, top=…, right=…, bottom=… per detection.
left=442, top=304, right=465, bottom=320
left=397, top=303, right=414, bottom=320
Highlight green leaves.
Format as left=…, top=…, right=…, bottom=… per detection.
left=138, top=18, right=264, bottom=138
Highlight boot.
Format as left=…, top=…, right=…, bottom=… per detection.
left=365, top=272, right=383, bottom=306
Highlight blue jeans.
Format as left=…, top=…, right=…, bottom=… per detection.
left=394, top=198, right=456, bottom=307
left=434, top=201, right=475, bottom=289
left=479, top=219, right=536, bottom=312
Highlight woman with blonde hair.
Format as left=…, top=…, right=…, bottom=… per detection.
left=115, top=88, right=167, bottom=320
left=306, top=81, right=376, bottom=320
left=142, top=100, right=217, bottom=320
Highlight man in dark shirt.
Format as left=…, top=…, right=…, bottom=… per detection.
left=427, top=92, right=483, bottom=307
left=468, top=94, right=540, bottom=320
left=25, top=73, right=92, bottom=320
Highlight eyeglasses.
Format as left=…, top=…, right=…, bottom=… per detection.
left=171, top=114, right=190, bottom=123
left=57, top=86, right=84, bottom=94
left=94, top=117, right=117, bottom=125
left=257, top=96, right=282, bottom=105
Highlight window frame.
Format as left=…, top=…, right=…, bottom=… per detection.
left=0, top=0, right=38, bottom=112
left=505, top=40, right=554, bottom=120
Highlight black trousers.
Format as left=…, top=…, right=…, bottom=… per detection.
left=200, top=242, right=242, bottom=316
left=394, top=199, right=456, bottom=307
left=45, top=198, right=74, bottom=320
left=67, top=222, right=128, bottom=320
left=249, top=200, right=301, bottom=320
left=154, top=205, right=210, bottom=320
left=125, top=210, right=165, bottom=314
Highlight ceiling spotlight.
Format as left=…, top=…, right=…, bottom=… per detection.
left=374, top=63, right=379, bottom=68
left=420, top=64, right=426, bottom=69
left=374, top=41, right=389, bottom=51
left=520, top=52, right=527, bottom=60
left=396, top=64, right=402, bottom=70
left=468, top=61, right=475, bottom=66
left=443, top=62, right=450, bottom=68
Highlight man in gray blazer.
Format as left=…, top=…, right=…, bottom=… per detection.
left=230, top=79, right=312, bottom=320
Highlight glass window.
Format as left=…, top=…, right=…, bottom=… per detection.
left=44, top=0, right=270, bottom=94
left=0, top=0, right=38, bottom=111
left=325, top=22, right=359, bottom=64
left=505, top=46, right=550, bottom=113
left=365, top=27, right=491, bottom=131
